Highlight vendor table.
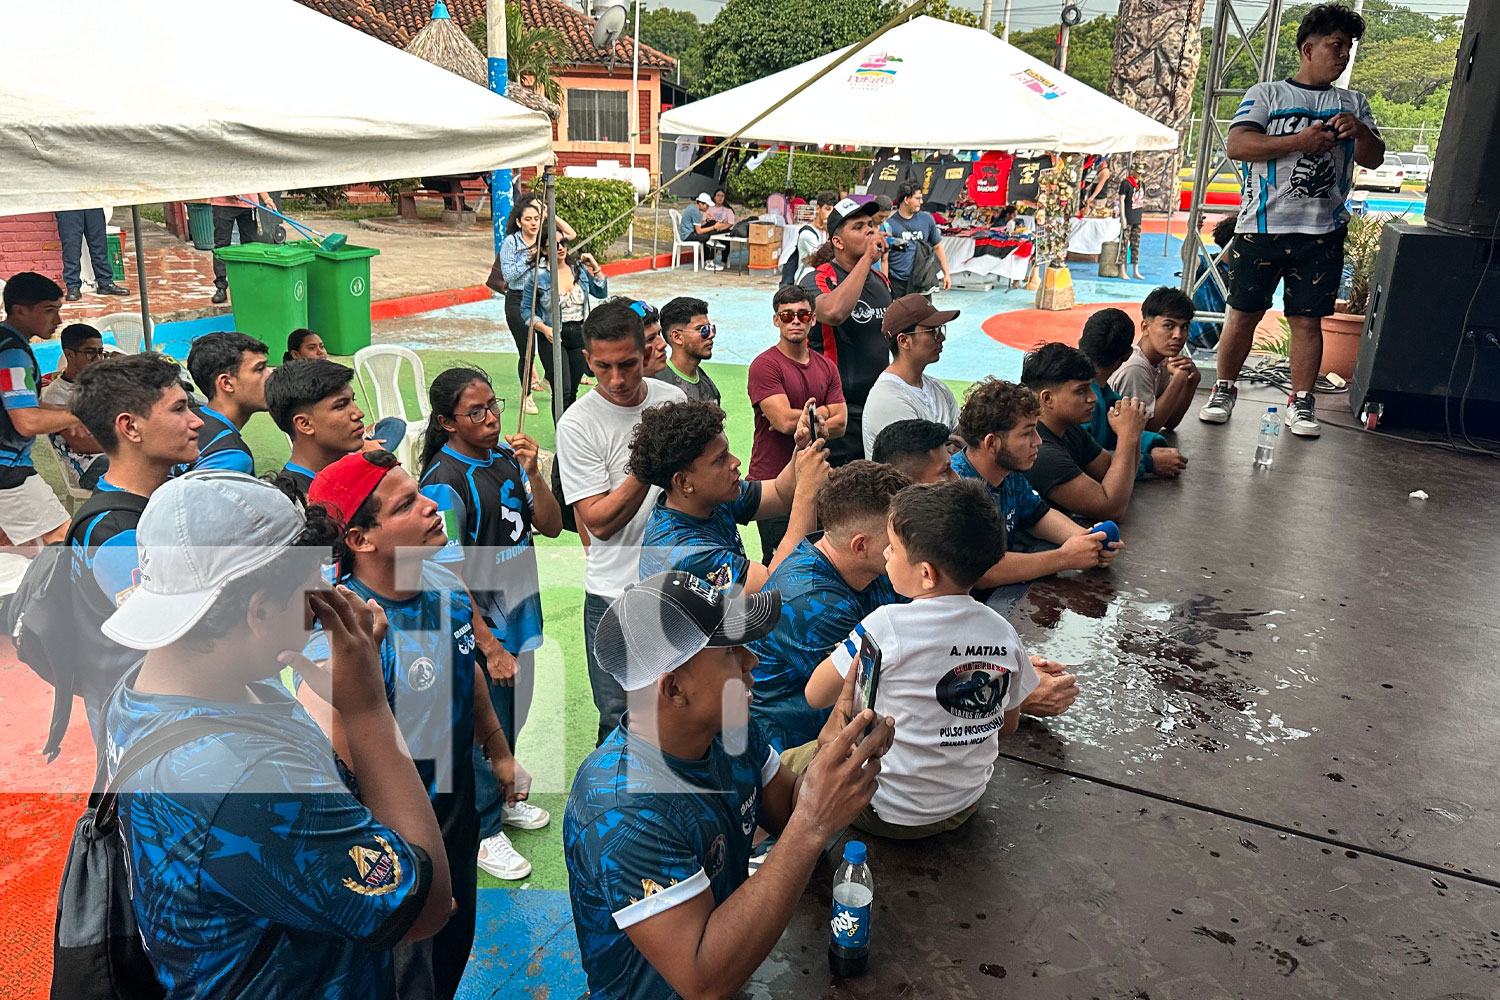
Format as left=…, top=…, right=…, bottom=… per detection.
left=1068, top=216, right=1122, bottom=256
left=940, top=234, right=1032, bottom=283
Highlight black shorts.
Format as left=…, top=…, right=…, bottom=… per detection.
left=1225, top=229, right=1346, bottom=318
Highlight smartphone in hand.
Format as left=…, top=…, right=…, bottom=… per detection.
left=852, top=631, right=883, bottom=743
left=805, top=398, right=824, bottom=443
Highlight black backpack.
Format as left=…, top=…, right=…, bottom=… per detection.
left=3, top=490, right=149, bottom=760
left=780, top=226, right=818, bottom=287
left=908, top=237, right=943, bottom=295
left=53, top=714, right=287, bottom=1000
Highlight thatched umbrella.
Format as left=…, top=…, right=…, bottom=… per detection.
left=405, top=1, right=559, bottom=120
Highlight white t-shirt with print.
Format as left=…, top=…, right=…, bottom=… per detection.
left=556, top=379, right=687, bottom=599
left=831, top=594, right=1039, bottom=827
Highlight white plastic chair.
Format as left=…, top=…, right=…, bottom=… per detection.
left=96, top=312, right=151, bottom=354
left=353, top=345, right=429, bottom=468
left=45, top=436, right=92, bottom=507
left=668, top=209, right=702, bottom=272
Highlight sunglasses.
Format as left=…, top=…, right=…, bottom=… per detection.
left=628, top=301, right=659, bottom=323
left=777, top=308, right=813, bottom=323
left=460, top=399, right=504, bottom=423
left=696, top=323, right=717, bottom=339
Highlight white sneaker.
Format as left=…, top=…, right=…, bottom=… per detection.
left=523, top=395, right=539, bottom=415
left=1285, top=392, right=1321, bottom=438
left=502, top=800, right=551, bottom=830
left=477, top=831, right=532, bottom=880
left=1198, top=380, right=1237, bottom=424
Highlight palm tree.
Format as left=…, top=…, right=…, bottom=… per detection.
left=466, top=4, right=570, bottom=105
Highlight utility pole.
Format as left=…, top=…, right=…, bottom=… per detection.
left=628, top=0, right=641, bottom=255
left=486, top=0, right=510, bottom=255
left=1334, top=0, right=1365, bottom=89
left=1002, top=0, right=1011, bottom=41
left=982, top=0, right=992, bottom=32
left=1057, top=0, right=1071, bottom=73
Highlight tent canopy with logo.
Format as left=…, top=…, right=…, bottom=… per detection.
left=658, top=16, right=1177, bottom=154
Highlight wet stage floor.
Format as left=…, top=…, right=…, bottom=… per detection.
left=758, top=388, right=1500, bottom=998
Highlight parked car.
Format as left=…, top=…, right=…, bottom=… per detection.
left=1354, top=154, right=1406, bottom=194
left=1396, top=152, right=1432, bottom=184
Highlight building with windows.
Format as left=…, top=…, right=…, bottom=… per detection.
left=300, top=0, right=673, bottom=179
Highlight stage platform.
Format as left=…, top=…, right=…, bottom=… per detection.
left=755, top=383, right=1500, bottom=998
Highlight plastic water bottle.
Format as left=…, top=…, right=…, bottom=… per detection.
left=828, top=840, right=873, bottom=977
left=1254, top=407, right=1280, bottom=469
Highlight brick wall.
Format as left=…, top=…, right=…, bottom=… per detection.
left=0, top=213, right=62, bottom=283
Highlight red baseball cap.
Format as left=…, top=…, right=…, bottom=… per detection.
left=308, top=451, right=400, bottom=523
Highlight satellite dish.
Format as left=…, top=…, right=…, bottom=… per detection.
left=592, top=2, right=628, bottom=75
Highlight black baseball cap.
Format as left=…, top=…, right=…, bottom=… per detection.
left=593, top=572, right=782, bottom=692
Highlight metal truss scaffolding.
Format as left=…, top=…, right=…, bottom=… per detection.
left=1180, top=0, right=1285, bottom=322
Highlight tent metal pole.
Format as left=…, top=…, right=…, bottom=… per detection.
left=545, top=167, right=564, bottom=425
left=652, top=191, right=660, bottom=267
left=131, top=205, right=152, bottom=352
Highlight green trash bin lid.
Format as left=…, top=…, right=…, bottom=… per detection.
left=289, top=240, right=380, bottom=261
left=213, top=243, right=316, bottom=265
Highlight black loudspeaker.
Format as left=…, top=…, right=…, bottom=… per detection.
left=1426, top=3, right=1500, bottom=237
left=1349, top=221, right=1500, bottom=438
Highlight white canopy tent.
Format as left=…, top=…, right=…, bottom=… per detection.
left=659, top=16, right=1177, bottom=154
left=0, top=0, right=554, bottom=215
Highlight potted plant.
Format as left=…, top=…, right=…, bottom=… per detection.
left=1321, top=210, right=1393, bottom=378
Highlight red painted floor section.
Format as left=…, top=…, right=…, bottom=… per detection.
left=982, top=301, right=1287, bottom=354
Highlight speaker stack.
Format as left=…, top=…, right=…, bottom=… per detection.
left=1350, top=0, right=1500, bottom=439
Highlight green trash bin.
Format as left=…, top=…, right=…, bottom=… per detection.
left=212, top=243, right=314, bottom=344
left=186, top=202, right=216, bottom=250
left=293, top=241, right=381, bottom=355
left=105, top=233, right=126, bottom=281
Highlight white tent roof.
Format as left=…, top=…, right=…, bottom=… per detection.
left=659, top=16, right=1177, bottom=155
left=0, top=0, right=554, bottom=216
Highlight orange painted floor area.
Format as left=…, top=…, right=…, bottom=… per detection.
left=982, top=301, right=1286, bottom=353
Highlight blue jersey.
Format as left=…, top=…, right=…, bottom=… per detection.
left=1085, top=381, right=1168, bottom=480
left=419, top=443, right=543, bottom=654
left=638, top=480, right=762, bottom=591
left=305, top=562, right=476, bottom=804
left=747, top=534, right=899, bottom=752
left=103, top=671, right=432, bottom=1000
left=280, top=461, right=315, bottom=498
left=186, top=405, right=254, bottom=475
left=564, top=721, right=780, bottom=1000
left=0, top=322, right=40, bottom=487
left=951, top=448, right=1049, bottom=542
left=69, top=478, right=147, bottom=694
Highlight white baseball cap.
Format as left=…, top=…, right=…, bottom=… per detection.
left=695, top=192, right=713, bottom=205
left=103, top=471, right=307, bottom=650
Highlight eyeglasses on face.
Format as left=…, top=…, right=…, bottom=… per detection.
left=460, top=399, right=504, bottom=423
left=912, top=325, right=946, bottom=342
left=777, top=308, right=813, bottom=323
left=73, top=347, right=108, bottom=359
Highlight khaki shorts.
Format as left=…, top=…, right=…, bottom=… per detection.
left=0, top=473, right=69, bottom=546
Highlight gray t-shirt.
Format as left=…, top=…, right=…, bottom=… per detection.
left=1107, top=346, right=1170, bottom=419
left=861, top=370, right=959, bottom=457
left=1230, top=79, right=1378, bottom=235
left=650, top=363, right=720, bottom=407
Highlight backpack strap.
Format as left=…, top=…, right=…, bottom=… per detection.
left=92, top=714, right=294, bottom=997
left=66, top=490, right=149, bottom=548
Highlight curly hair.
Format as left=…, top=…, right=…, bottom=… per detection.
left=816, top=460, right=910, bottom=538
left=1297, top=3, right=1365, bottom=47
left=957, top=378, right=1040, bottom=446
left=627, top=400, right=727, bottom=490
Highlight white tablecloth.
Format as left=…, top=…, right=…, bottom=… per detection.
left=940, top=235, right=1032, bottom=282
left=1068, top=217, right=1122, bottom=256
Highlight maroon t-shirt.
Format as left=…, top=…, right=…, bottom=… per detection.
left=747, top=345, right=846, bottom=481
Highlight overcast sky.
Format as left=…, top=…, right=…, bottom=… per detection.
left=661, top=0, right=1468, bottom=35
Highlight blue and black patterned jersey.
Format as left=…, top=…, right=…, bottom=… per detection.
left=638, top=480, right=763, bottom=590
left=951, top=448, right=1050, bottom=542
left=748, top=533, right=900, bottom=752
left=419, top=443, right=543, bottom=654
left=103, top=672, right=432, bottom=1000
left=68, top=478, right=147, bottom=692
left=280, top=461, right=315, bottom=499
left=185, top=405, right=254, bottom=475
left=0, top=322, right=40, bottom=486
left=564, top=720, right=781, bottom=1000
left=305, top=561, right=476, bottom=803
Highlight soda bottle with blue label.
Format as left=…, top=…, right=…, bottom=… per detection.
left=828, top=840, right=872, bottom=977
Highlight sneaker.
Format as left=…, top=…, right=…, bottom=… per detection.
left=1285, top=392, right=1321, bottom=438
left=210, top=288, right=228, bottom=304
left=523, top=395, right=539, bottom=415
left=97, top=283, right=129, bottom=296
left=476, top=831, right=532, bottom=880
left=502, top=800, right=551, bottom=830
left=1199, top=380, right=1237, bottom=424
left=65, top=288, right=81, bottom=302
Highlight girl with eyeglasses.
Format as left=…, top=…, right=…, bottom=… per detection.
left=418, top=365, right=564, bottom=880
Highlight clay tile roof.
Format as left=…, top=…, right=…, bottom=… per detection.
left=298, top=0, right=673, bottom=69
left=295, top=0, right=405, bottom=46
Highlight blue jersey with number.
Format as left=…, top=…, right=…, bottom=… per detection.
left=638, top=480, right=762, bottom=590
left=419, top=443, right=543, bottom=654
left=102, top=672, right=432, bottom=1000
left=304, top=562, right=476, bottom=802
left=747, top=533, right=900, bottom=752
left=564, top=720, right=780, bottom=1000
left=950, top=448, right=1049, bottom=541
